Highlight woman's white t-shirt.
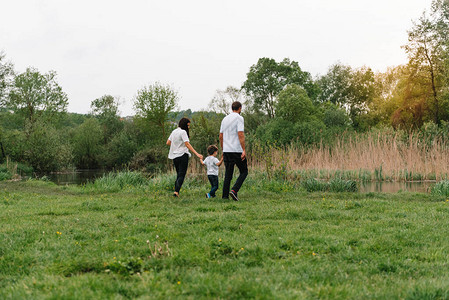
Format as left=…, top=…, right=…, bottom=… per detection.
left=168, top=128, right=190, bottom=159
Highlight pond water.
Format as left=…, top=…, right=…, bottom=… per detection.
left=40, top=170, right=436, bottom=193
left=359, top=181, right=435, bottom=193
left=39, top=170, right=107, bottom=186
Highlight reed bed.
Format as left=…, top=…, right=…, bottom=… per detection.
left=247, top=132, right=449, bottom=182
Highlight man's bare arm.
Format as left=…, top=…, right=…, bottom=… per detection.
left=238, top=131, right=246, bottom=160
left=219, top=133, right=223, bottom=149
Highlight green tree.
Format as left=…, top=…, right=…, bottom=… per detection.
left=133, top=82, right=178, bottom=139
left=72, top=118, right=103, bottom=169
left=275, top=84, right=315, bottom=123
left=90, top=95, right=123, bottom=142
left=0, top=51, right=14, bottom=105
left=242, top=57, right=318, bottom=118
left=6, top=67, right=68, bottom=125
left=0, top=125, right=5, bottom=162
left=403, top=12, right=445, bottom=124
left=318, top=63, right=376, bottom=129
left=23, top=119, right=72, bottom=172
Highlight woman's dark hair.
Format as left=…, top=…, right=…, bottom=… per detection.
left=178, top=117, right=190, bottom=137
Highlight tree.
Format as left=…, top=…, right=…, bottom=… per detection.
left=242, top=57, right=318, bottom=118
left=403, top=12, right=444, bottom=124
left=275, top=84, right=315, bottom=123
left=133, top=82, right=178, bottom=139
left=318, top=63, right=376, bottom=129
left=90, top=95, right=123, bottom=142
left=209, top=86, right=244, bottom=115
left=6, top=67, right=68, bottom=125
left=23, top=119, right=73, bottom=172
left=0, top=51, right=14, bottom=105
left=72, top=118, right=103, bottom=169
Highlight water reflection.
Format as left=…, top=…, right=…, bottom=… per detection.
left=43, top=170, right=106, bottom=185
left=359, top=181, right=434, bottom=193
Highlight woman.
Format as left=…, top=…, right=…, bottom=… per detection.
left=166, top=118, right=203, bottom=197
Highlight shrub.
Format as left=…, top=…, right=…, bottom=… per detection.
left=431, top=180, right=449, bottom=198
left=90, top=171, right=148, bottom=192
left=129, top=147, right=168, bottom=173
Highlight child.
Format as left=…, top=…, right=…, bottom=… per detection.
left=200, top=145, right=223, bottom=198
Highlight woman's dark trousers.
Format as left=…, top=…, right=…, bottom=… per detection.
left=173, top=153, right=189, bottom=193
left=222, top=152, right=248, bottom=198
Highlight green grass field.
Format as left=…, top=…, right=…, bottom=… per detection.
left=1, top=178, right=449, bottom=299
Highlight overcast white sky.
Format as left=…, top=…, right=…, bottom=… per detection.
left=0, top=0, right=432, bottom=116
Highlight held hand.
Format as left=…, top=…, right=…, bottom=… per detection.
left=198, top=154, right=203, bottom=160
left=241, top=150, right=246, bottom=160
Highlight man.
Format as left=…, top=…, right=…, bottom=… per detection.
left=219, top=101, right=248, bottom=201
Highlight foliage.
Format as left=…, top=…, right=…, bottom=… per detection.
left=317, top=63, right=376, bottom=129
left=275, top=84, right=315, bottom=123
left=133, top=82, right=178, bottom=139
left=431, top=180, right=449, bottom=198
left=100, top=121, right=140, bottom=169
left=129, top=147, right=169, bottom=173
left=242, top=57, right=318, bottom=118
left=23, top=119, right=73, bottom=172
left=90, top=95, right=123, bottom=142
left=208, top=86, right=244, bottom=115
left=72, top=118, right=103, bottom=169
left=190, top=111, right=221, bottom=154
left=88, top=171, right=148, bottom=192
left=6, top=67, right=68, bottom=125
left=0, top=51, right=14, bottom=104
left=321, top=102, right=351, bottom=128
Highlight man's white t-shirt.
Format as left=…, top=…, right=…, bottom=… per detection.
left=167, top=128, right=191, bottom=159
left=203, top=156, right=220, bottom=176
left=220, top=112, right=244, bottom=153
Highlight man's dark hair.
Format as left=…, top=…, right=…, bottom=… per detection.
left=231, top=101, right=242, bottom=111
left=178, top=117, right=190, bottom=137
left=207, top=145, right=218, bottom=155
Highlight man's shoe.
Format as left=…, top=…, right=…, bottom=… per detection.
left=230, top=190, right=239, bottom=201
left=206, top=193, right=211, bottom=198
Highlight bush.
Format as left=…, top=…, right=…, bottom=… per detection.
left=129, top=147, right=168, bottom=173
left=100, top=128, right=139, bottom=169
left=23, top=120, right=73, bottom=172
left=71, top=118, right=103, bottom=169
left=0, top=170, right=12, bottom=181
left=90, top=171, right=148, bottom=192
left=255, top=119, right=298, bottom=146
left=431, top=180, right=449, bottom=198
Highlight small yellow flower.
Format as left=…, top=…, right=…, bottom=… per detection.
left=241, top=248, right=244, bottom=250
left=113, top=257, right=116, bottom=260
left=114, top=240, right=118, bottom=242
left=177, top=281, right=181, bottom=285
left=218, top=238, right=222, bottom=242
left=312, top=252, right=317, bottom=256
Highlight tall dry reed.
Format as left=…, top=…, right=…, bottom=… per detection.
left=247, top=132, right=449, bottom=181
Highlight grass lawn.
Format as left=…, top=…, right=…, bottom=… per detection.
left=1, top=179, right=449, bottom=299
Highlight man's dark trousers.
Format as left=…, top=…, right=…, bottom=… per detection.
left=222, top=152, right=248, bottom=198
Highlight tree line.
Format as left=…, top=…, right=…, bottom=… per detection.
left=0, top=0, right=448, bottom=173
